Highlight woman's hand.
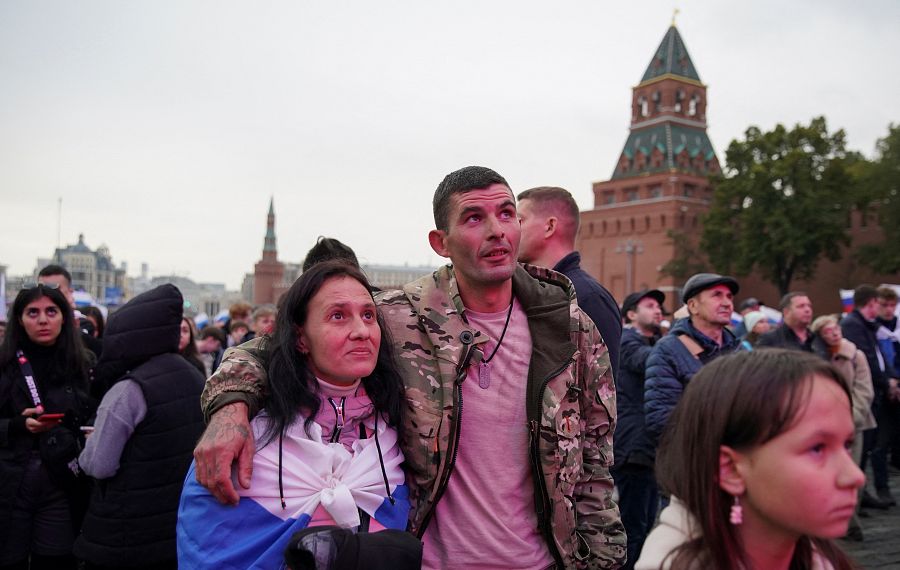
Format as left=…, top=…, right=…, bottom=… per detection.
left=193, top=402, right=255, bottom=505
left=21, top=405, right=59, bottom=434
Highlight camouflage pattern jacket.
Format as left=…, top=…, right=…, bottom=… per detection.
left=201, top=264, right=626, bottom=569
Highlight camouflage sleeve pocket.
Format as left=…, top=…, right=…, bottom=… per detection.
left=402, top=396, right=443, bottom=471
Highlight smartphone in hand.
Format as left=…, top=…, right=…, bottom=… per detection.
left=36, top=413, right=65, bottom=422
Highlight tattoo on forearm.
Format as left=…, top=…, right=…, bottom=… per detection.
left=204, top=405, right=250, bottom=441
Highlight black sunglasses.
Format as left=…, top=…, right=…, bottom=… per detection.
left=22, top=282, right=61, bottom=291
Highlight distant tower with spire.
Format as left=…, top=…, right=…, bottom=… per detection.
left=577, top=22, right=720, bottom=308
left=253, top=197, right=285, bottom=304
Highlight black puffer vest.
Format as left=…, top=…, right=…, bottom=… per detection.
left=74, top=285, right=205, bottom=565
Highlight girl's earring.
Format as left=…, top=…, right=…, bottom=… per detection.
left=730, top=495, right=743, bottom=525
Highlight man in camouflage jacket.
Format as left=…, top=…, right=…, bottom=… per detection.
left=194, top=166, right=625, bottom=569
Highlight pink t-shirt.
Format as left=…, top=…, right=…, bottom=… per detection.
left=421, top=299, right=554, bottom=570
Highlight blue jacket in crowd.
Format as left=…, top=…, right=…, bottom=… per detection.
left=643, top=317, right=743, bottom=448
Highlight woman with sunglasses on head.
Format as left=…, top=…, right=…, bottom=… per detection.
left=0, top=284, right=95, bottom=570
left=637, top=349, right=863, bottom=570
left=178, top=260, right=419, bottom=570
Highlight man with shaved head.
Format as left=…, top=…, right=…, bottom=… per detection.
left=517, top=186, right=622, bottom=375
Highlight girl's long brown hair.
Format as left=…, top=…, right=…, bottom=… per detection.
left=655, top=349, right=858, bottom=570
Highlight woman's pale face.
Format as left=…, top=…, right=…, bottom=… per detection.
left=732, top=375, right=865, bottom=543
left=297, top=276, right=381, bottom=386
left=21, top=296, right=64, bottom=346
left=179, top=320, right=192, bottom=352
left=819, top=322, right=842, bottom=347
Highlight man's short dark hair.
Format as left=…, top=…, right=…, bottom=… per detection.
left=38, top=264, right=72, bottom=286
left=877, top=286, right=899, bottom=303
left=854, top=285, right=879, bottom=308
left=779, top=291, right=808, bottom=311
left=516, top=186, right=581, bottom=242
left=433, top=166, right=509, bottom=231
left=302, top=237, right=360, bottom=272
left=199, top=326, right=226, bottom=345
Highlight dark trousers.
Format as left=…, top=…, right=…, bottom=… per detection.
left=0, top=453, right=76, bottom=569
left=863, top=401, right=898, bottom=491
left=613, top=464, right=659, bottom=570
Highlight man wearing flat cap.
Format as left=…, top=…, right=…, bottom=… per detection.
left=613, top=289, right=665, bottom=569
left=642, top=273, right=744, bottom=449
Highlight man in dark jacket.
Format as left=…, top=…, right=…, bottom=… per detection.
left=842, top=285, right=899, bottom=508
left=756, top=291, right=815, bottom=352
left=516, top=186, right=622, bottom=375
left=644, top=273, right=743, bottom=446
left=613, top=289, right=664, bottom=570
left=876, top=287, right=900, bottom=472
left=74, top=284, right=205, bottom=569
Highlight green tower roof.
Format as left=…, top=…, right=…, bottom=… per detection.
left=612, top=123, right=717, bottom=180
left=640, top=26, right=701, bottom=84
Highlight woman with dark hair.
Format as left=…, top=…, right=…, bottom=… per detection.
left=637, top=349, right=863, bottom=570
left=0, top=284, right=95, bottom=570
left=177, top=317, right=206, bottom=378
left=80, top=306, right=105, bottom=339
left=178, top=261, right=415, bottom=569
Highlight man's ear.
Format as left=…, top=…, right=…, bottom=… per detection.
left=545, top=216, right=558, bottom=238
left=428, top=229, right=449, bottom=258
left=686, top=297, right=699, bottom=316
left=719, top=445, right=747, bottom=495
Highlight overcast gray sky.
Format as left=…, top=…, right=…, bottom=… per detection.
left=2, top=0, right=897, bottom=290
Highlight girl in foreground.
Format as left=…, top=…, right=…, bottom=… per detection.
left=177, top=261, right=414, bottom=569
left=637, top=349, right=864, bottom=570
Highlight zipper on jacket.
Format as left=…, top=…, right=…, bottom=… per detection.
left=417, top=373, right=464, bottom=537
left=417, top=338, right=475, bottom=537
left=528, top=359, right=573, bottom=568
left=327, top=397, right=346, bottom=443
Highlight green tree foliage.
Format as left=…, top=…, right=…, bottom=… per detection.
left=700, top=117, right=855, bottom=296
left=857, top=124, right=900, bottom=273
left=660, top=229, right=709, bottom=281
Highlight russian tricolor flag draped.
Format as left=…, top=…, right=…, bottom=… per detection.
left=177, top=412, right=409, bottom=569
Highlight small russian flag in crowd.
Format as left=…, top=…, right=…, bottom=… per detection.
left=840, top=289, right=855, bottom=313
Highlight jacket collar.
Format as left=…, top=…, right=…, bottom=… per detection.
left=551, top=251, right=581, bottom=274
left=672, top=317, right=740, bottom=352
left=850, top=309, right=880, bottom=332
left=401, top=263, right=578, bottom=370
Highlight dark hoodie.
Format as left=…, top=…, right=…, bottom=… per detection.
left=74, top=284, right=205, bottom=567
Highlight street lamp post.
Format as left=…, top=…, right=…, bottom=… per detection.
left=616, top=238, right=644, bottom=293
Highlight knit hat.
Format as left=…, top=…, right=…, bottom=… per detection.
left=743, top=311, right=767, bottom=334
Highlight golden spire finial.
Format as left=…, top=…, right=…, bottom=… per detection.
left=672, top=8, right=680, bottom=27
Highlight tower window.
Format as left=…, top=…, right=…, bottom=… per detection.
left=688, top=94, right=700, bottom=117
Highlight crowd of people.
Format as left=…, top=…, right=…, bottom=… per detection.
left=0, top=165, right=897, bottom=569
